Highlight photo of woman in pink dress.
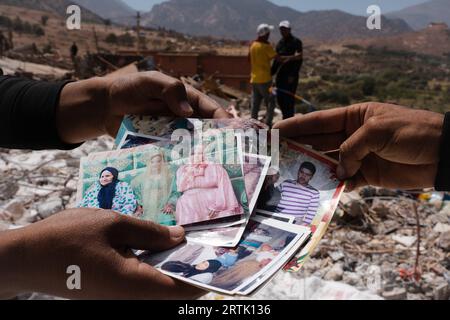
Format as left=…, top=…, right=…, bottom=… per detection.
left=164, top=146, right=243, bottom=225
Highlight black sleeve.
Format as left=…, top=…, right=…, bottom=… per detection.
left=435, top=112, right=450, bottom=191
left=0, top=76, right=81, bottom=150
left=297, top=38, right=303, bottom=54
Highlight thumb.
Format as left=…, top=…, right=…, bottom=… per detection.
left=160, top=80, right=194, bottom=117
left=115, top=216, right=185, bottom=252
left=337, top=119, right=383, bottom=180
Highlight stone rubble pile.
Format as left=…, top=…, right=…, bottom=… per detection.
left=1, top=139, right=449, bottom=300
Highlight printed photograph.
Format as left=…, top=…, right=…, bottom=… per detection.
left=117, top=131, right=166, bottom=150
left=257, top=139, right=345, bottom=228
left=77, top=143, right=249, bottom=227
left=140, top=216, right=310, bottom=295
left=118, top=132, right=270, bottom=216
left=185, top=153, right=271, bottom=247
left=115, top=117, right=268, bottom=151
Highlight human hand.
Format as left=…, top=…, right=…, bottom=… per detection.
left=273, top=103, right=444, bottom=191
left=58, top=71, right=232, bottom=144
left=0, top=209, right=205, bottom=300
left=275, top=56, right=289, bottom=64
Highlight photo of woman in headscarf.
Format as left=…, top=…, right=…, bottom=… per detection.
left=161, top=260, right=223, bottom=285
left=164, top=145, right=243, bottom=225
left=131, top=149, right=176, bottom=226
left=80, top=167, right=138, bottom=216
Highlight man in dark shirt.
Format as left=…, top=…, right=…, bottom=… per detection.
left=272, top=21, right=303, bottom=120
left=70, top=42, right=78, bottom=59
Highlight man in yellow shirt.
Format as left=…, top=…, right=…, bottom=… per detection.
left=249, top=24, right=280, bottom=127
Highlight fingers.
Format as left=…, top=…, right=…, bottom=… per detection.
left=337, top=117, right=388, bottom=180
left=273, top=107, right=350, bottom=137
left=345, top=155, right=438, bottom=191
left=116, top=71, right=194, bottom=117
left=112, top=72, right=231, bottom=119
left=273, top=103, right=375, bottom=139
left=113, top=215, right=185, bottom=252
left=185, top=85, right=232, bottom=119
left=120, top=100, right=175, bottom=116
left=122, top=262, right=207, bottom=300
left=152, top=73, right=194, bottom=117
left=288, top=132, right=347, bottom=151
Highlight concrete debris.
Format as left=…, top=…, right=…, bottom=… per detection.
left=328, top=250, right=345, bottom=262
left=295, top=191, right=450, bottom=300
left=433, top=283, right=450, bottom=300
left=382, top=288, right=407, bottom=300
left=392, top=235, right=417, bottom=247
left=433, top=223, right=450, bottom=233
left=203, top=273, right=383, bottom=300
left=0, top=137, right=113, bottom=228
left=0, top=57, right=70, bottom=80
left=438, top=231, right=450, bottom=251
left=37, top=197, right=63, bottom=219
left=0, top=200, right=25, bottom=222
left=324, top=263, right=345, bottom=281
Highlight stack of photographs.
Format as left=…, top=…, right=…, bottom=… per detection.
left=76, top=117, right=345, bottom=296
left=77, top=141, right=256, bottom=245
left=139, top=215, right=311, bottom=296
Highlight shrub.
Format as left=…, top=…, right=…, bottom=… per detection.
left=361, top=77, right=376, bottom=96
left=41, top=15, right=49, bottom=26
left=105, top=33, right=118, bottom=44
left=316, top=89, right=350, bottom=105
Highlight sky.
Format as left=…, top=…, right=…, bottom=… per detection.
left=122, top=0, right=429, bottom=15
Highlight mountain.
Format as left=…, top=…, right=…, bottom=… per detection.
left=73, top=0, right=135, bottom=20
left=349, top=22, right=450, bottom=57
left=141, top=0, right=412, bottom=41
left=0, top=0, right=105, bottom=23
left=387, top=0, right=450, bottom=30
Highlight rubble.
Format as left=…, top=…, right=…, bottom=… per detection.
left=382, top=288, right=407, bottom=300
left=0, top=55, right=448, bottom=299
left=37, top=197, right=63, bottom=219
left=292, top=190, right=450, bottom=300
left=0, top=57, right=70, bottom=80
left=324, top=263, right=344, bottom=281
left=438, top=231, right=450, bottom=251
left=0, top=137, right=114, bottom=229
left=392, top=235, right=417, bottom=247
left=1, top=137, right=449, bottom=300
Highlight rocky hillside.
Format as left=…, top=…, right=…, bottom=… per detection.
left=0, top=0, right=105, bottom=23
left=387, top=0, right=450, bottom=31
left=73, top=0, right=135, bottom=20
left=142, top=0, right=412, bottom=41
left=347, top=22, right=450, bottom=57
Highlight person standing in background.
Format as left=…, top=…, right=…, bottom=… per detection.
left=272, top=21, right=303, bottom=120
left=249, top=24, right=282, bottom=127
